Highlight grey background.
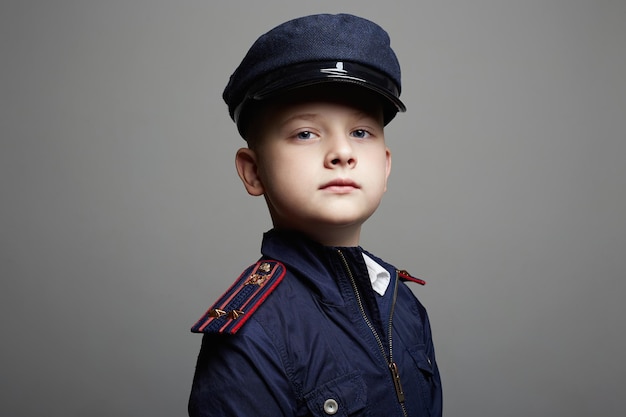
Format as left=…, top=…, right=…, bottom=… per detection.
left=1, top=1, right=625, bottom=416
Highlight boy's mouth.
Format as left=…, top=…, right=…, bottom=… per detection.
left=320, top=179, right=360, bottom=192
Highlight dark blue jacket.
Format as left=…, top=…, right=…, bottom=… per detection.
left=189, top=230, right=442, bottom=416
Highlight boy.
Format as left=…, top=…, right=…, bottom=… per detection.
left=189, top=13, right=442, bottom=417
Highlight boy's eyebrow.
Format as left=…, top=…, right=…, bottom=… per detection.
left=278, top=110, right=380, bottom=128
left=277, top=113, right=320, bottom=128
left=275, top=113, right=318, bottom=131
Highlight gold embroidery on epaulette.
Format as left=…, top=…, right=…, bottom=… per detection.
left=209, top=308, right=227, bottom=318
left=245, top=262, right=274, bottom=286
left=245, top=273, right=267, bottom=286
left=228, top=309, right=245, bottom=319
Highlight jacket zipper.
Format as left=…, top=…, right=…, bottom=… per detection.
left=337, top=250, right=409, bottom=417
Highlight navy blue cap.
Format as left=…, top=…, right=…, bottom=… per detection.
left=223, top=13, right=406, bottom=137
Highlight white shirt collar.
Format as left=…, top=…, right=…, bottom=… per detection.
left=362, top=253, right=391, bottom=296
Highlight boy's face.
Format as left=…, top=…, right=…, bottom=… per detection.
left=236, top=86, right=392, bottom=246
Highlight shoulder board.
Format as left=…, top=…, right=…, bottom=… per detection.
left=398, top=269, right=426, bottom=285
left=191, top=260, right=286, bottom=335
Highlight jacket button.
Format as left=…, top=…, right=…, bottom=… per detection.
left=323, top=398, right=339, bottom=415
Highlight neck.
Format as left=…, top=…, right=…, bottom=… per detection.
left=275, top=224, right=362, bottom=247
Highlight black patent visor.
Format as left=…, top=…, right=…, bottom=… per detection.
left=233, top=61, right=406, bottom=125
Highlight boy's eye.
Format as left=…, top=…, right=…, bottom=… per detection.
left=351, top=129, right=371, bottom=139
left=295, top=131, right=316, bottom=140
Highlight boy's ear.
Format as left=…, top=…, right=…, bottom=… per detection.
left=235, top=148, right=265, bottom=196
left=384, top=147, right=392, bottom=191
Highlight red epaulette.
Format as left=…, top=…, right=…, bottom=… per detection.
left=398, top=269, right=426, bottom=285
left=191, top=260, right=286, bottom=335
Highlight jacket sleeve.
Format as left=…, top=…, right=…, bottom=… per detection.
left=188, top=319, right=296, bottom=417
left=416, top=296, right=443, bottom=417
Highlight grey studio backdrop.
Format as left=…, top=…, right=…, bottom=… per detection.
left=1, top=1, right=624, bottom=416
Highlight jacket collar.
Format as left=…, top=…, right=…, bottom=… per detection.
left=260, top=229, right=395, bottom=305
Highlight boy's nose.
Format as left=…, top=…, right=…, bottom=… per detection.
left=325, top=134, right=357, bottom=168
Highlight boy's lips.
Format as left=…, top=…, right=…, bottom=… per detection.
left=320, top=178, right=360, bottom=192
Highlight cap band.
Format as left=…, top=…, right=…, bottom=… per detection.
left=233, top=61, right=405, bottom=126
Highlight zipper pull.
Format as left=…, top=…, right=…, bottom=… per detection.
left=389, top=361, right=405, bottom=403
